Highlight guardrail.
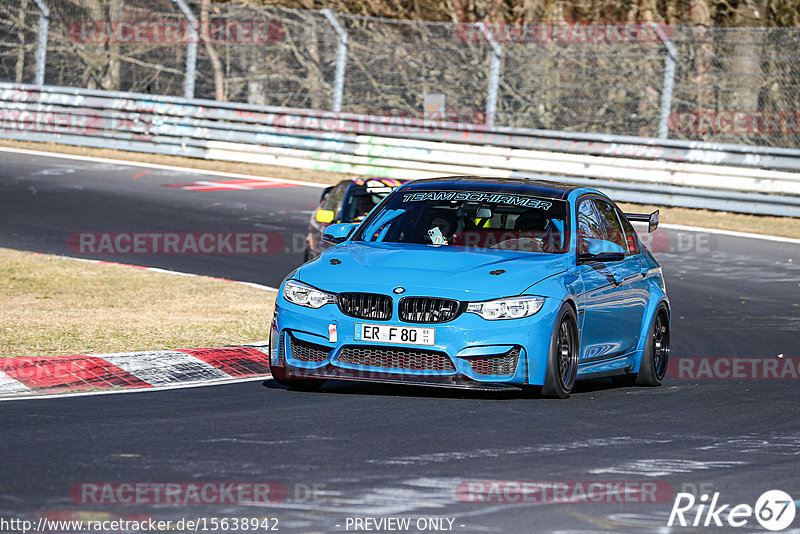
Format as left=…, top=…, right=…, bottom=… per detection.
left=1, top=82, right=799, bottom=217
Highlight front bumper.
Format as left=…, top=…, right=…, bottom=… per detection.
left=269, top=292, right=561, bottom=388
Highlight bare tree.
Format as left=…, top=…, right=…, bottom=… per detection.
left=729, top=0, right=768, bottom=111
left=201, top=0, right=226, bottom=100
left=690, top=0, right=714, bottom=131
left=14, top=0, right=29, bottom=82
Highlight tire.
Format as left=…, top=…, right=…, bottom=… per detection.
left=634, top=305, right=670, bottom=386
left=541, top=305, right=580, bottom=399
left=268, top=341, right=326, bottom=391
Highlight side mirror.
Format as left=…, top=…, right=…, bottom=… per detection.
left=315, top=209, right=335, bottom=224
left=320, top=186, right=334, bottom=201
left=579, top=239, right=626, bottom=263
left=322, top=222, right=358, bottom=245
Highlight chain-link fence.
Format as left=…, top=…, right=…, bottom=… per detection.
left=1, top=0, right=799, bottom=148
left=0, top=1, right=40, bottom=86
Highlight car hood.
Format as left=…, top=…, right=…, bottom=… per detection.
left=295, top=242, right=569, bottom=300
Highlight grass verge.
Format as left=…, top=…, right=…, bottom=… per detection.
left=1, top=139, right=797, bottom=239
left=0, top=248, right=275, bottom=357
left=616, top=203, right=800, bottom=239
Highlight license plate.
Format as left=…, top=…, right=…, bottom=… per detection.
left=354, top=323, right=435, bottom=346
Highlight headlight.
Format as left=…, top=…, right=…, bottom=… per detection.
left=466, top=296, right=545, bottom=320
left=283, top=280, right=336, bottom=309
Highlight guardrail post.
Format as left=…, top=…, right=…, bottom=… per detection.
left=652, top=23, right=676, bottom=140
left=31, top=0, right=49, bottom=85
left=475, top=23, right=501, bottom=130
left=171, top=0, right=198, bottom=99
left=321, top=9, right=348, bottom=112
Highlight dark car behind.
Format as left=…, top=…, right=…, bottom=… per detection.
left=304, top=178, right=408, bottom=261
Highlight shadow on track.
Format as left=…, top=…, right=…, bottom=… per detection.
left=261, top=377, right=635, bottom=400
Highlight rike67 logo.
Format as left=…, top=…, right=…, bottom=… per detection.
left=668, top=490, right=795, bottom=531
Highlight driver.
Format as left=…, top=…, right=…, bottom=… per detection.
left=353, top=195, right=376, bottom=221
left=515, top=209, right=561, bottom=252
left=424, top=210, right=457, bottom=245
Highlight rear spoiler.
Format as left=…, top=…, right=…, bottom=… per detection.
left=624, top=210, right=659, bottom=233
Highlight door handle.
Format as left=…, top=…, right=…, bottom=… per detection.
left=640, top=264, right=648, bottom=278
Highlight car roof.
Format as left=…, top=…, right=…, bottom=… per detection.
left=400, top=176, right=582, bottom=200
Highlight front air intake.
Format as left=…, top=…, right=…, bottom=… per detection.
left=338, top=293, right=393, bottom=320
left=289, top=336, right=331, bottom=362
left=338, top=346, right=455, bottom=372
left=399, top=297, right=462, bottom=323
left=465, top=347, right=521, bottom=376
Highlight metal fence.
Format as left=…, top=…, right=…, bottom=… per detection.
left=1, top=0, right=800, bottom=148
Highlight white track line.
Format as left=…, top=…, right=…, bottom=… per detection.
left=3, top=146, right=797, bottom=244
left=660, top=223, right=800, bottom=245
left=0, top=145, right=327, bottom=188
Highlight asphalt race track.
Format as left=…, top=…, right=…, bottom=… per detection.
left=1, top=149, right=799, bottom=533
left=0, top=150, right=317, bottom=285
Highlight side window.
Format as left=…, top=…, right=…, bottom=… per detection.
left=577, top=198, right=603, bottom=254
left=321, top=183, right=348, bottom=215
left=594, top=199, right=626, bottom=250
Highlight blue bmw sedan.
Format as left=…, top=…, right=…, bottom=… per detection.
left=269, top=176, right=669, bottom=398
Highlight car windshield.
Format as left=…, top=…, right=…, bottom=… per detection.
left=354, top=189, right=569, bottom=254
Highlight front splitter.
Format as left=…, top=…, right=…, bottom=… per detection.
left=283, top=365, right=522, bottom=391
